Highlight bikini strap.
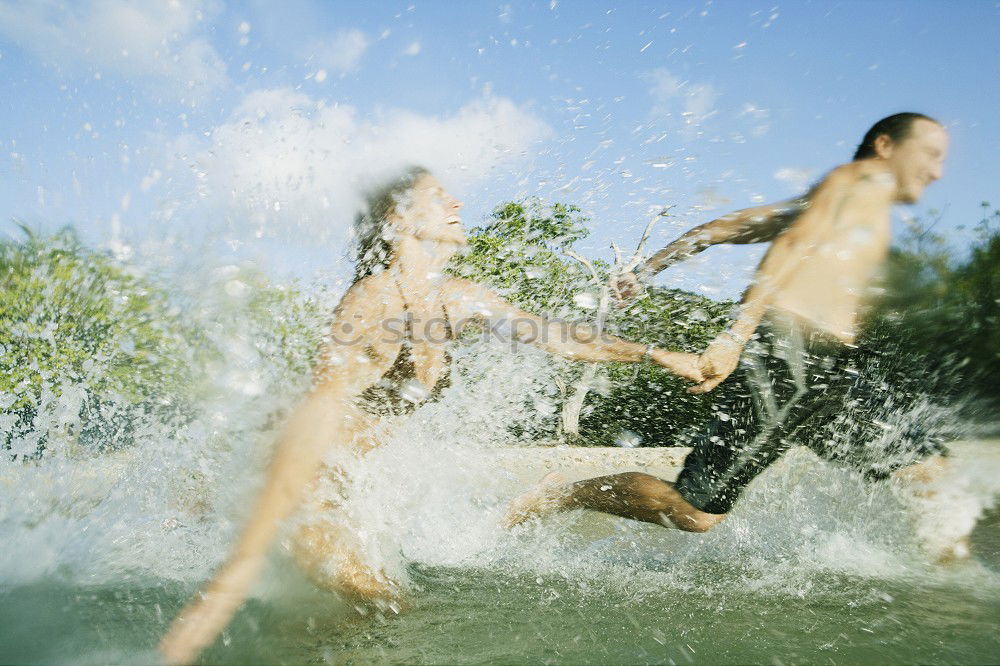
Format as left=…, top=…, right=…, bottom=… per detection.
left=392, top=276, right=451, bottom=339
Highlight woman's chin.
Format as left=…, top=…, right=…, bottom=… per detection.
left=421, top=231, right=466, bottom=246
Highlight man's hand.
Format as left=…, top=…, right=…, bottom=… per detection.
left=611, top=271, right=646, bottom=304
left=688, top=337, right=743, bottom=394
left=650, top=349, right=704, bottom=383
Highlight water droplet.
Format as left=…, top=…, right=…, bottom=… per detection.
left=573, top=292, right=598, bottom=309
left=399, top=379, right=431, bottom=404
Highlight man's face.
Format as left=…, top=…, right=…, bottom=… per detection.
left=882, top=119, right=949, bottom=203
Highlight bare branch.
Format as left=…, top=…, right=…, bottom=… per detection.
left=610, top=241, right=625, bottom=269
left=564, top=248, right=600, bottom=283
left=633, top=206, right=673, bottom=260
left=594, top=283, right=612, bottom=330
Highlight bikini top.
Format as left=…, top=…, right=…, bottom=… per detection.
left=358, top=281, right=453, bottom=416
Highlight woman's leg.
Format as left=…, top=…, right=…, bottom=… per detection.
left=290, top=504, right=400, bottom=600
left=289, top=413, right=402, bottom=600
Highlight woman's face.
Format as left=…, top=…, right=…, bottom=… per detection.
left=393, top=174, right=467, bottom=245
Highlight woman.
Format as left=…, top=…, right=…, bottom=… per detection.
left=160, top=167, right=702, bottom=664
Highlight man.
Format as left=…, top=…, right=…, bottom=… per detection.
left=508, top=113, right=966, bottom=559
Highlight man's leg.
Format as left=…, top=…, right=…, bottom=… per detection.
left=505, top=471, right=726, bottom=532
left=798, top=337, right=970, bottom=563
left=505, top=367, right=777, bottom=533
left=506, top=324, right=797, bottom=534
left=893, top=454, right=947, bottom=484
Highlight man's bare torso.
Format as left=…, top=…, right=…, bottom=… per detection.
left=768, top=163, right=895, bottom=344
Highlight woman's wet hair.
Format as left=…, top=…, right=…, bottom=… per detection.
left=853, top=112, right=940, bottom=161
left=352, top=166, right=430, bottom=281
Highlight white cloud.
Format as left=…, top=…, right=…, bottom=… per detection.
left=646, top=67, right=719, bottom=139
left=403, top=41, right=422, bottom=57
left=303, top=29, right=369, bottom=73
left=0, top=0, right=227, bottom=104
left=773, top=167, right=816, bottom=193
left=162, top=88, right=552, bottom=240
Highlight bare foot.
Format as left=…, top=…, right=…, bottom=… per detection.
left=336, top=551, right=404, bottom=604
left=504, top=471, right=568, bottom=528
left=291, top=523, right=405, bottom=607
left=933, top=536, right=972, bottom=566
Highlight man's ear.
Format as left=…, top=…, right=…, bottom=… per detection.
left=873, top=133, right=894, bottom=159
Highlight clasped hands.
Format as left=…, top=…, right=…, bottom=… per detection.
left=612, top=271, right=743, bottom=394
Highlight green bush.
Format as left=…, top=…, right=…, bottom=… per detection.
left=949, top=208, right=1000, bottom=397
left=0, top=226, right=333, bottom=458
left=584, top=288, right=731, bottom=446
left=0, top=226, right=198, bottom=456
left=449, top=200, right=598, bottom=317
left=864, top=206, right=1000, bottom=404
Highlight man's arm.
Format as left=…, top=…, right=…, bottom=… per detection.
left=689, top=168, right=894, bottom=394
left=636, top=197, right=807, bottom=281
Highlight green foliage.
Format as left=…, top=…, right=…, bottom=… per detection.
left=865, top=205, right=1000, bottom=403
left=584, top=288, right=732, bottom=446
left=449, top=200, right=600, bottom=318
left=0, top=227, right=330, bottom=458
left=950, top=206, right=1000, bottom=394
left=199, top=264, right=327, bottom=382
left=0, top=225, right=199, bottom=455
left=446, top=201, right=601, bottom=440
left=249, top=282, right=326, bottom=380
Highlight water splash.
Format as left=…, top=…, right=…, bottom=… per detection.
left=1, top=253, right=998, bottom=622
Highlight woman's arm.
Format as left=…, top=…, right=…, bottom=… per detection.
left=443, top=279, right=702, bottom=382
left=160, top=281, right=398, bottom=665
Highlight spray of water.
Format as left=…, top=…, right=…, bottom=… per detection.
left=3, top=258, right=999, bottom=598
left=2, top=217, right=999, bottom=666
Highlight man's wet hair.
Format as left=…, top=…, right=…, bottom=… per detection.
left=853, top=112, right=941, bottom=161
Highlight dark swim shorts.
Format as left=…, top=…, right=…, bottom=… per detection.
left=673, top=317, right=949, bottom=514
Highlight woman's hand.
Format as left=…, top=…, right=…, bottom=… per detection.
left=688, top=337, right=743, bottom=394
left=649, top=350, right=704, bottom=383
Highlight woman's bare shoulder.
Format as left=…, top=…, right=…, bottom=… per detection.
left=441, top=277, right=504, bottom=320
left=441, top=276, right=484, bottom=297
left=337, top=272, right=402, bottom=318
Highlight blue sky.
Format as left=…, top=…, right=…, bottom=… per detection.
left=1, top=1, right=998, bottom=297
